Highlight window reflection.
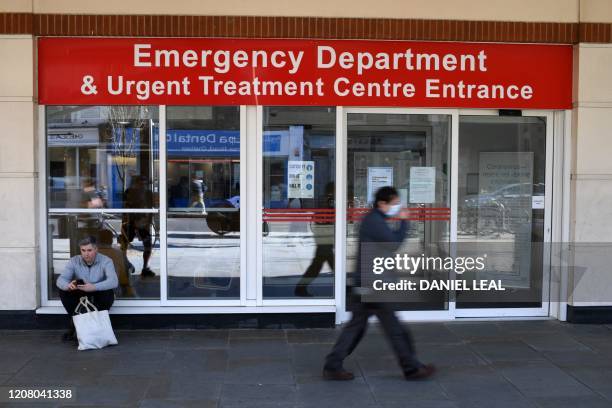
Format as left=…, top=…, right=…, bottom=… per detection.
left=262, top=106, right=336, bottom=299
left=46, top=106, right=160, bottom=300
left=47, top=106, right=159, bottom=209
left=48, top=213, right=161, bottom=299
left=166, top=106, right=241, bottom=299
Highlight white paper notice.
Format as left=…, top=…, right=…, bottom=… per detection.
left=287, top=161, right=315, bottom=199
left=532, top=195, right=545, bottom=209
left=409, top=167, right=436, bottom=203
left=367, top=167, right=393, bottom=204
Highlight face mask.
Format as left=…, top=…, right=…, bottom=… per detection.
left=385, top=203, right=401, bottom=217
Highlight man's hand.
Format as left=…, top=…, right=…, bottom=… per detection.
left=67, top=280, right=78, bottom=291
left=399, top=208, right=411, bottom=219
left=77, top=282, right=97, bottom=292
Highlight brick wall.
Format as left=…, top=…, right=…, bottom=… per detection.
left=1, top=13, right=611, bottom=43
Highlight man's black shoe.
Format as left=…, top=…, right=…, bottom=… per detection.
left=404, top=364, right=436, bottom=380
left=61, top=329, right=76, bottom=343
left=323, top=369, right=355, bottom=381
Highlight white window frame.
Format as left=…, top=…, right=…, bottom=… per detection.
left=161, top=105, right=245, bottom=307
left=256, top=105, right=338, bottom=307
left=337, top=107, right=457, bottom=323
left=38, top=104, right=338, bottom=313
left=453, top=109, right=554, bottom=319
left=40, top=105, right=163, bottom=307
left=38, top=105, right=566, bottom=320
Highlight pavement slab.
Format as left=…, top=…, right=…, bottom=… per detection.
left=1, top=320, right=612, bottom=407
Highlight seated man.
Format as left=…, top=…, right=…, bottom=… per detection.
left=56, top=236, right=118, bottom=343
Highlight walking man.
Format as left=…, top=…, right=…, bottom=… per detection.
left=190, top=173, right=208, bottom=216
left=323, top=186, right=435, bottom=380
left=120, top=176, right=155, bottom=278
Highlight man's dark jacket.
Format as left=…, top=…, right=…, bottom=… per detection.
left=351, top=208, right=408, bottom=299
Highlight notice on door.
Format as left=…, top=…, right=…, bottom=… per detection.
left=478, top=152, right=533, bottom=194
left=287, top=161, right=315, bottom=199
left=367, top=167, right=394, bottom=204
left=532, top=195, right=545, bottom=209
left=409, top=167, right=436, bottom=203
left=477, top=152, right=534, bottom=288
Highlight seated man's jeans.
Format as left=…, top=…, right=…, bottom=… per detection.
left=59, top=289, right=115, bottom=319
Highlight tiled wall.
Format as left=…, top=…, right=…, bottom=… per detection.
left=0, top=34, right=38, bottom=310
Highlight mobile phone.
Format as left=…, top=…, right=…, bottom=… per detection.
left=76, top=279, right=85, bottom=285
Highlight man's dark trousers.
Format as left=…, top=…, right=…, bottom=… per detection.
left=59, top=289, right=115, bottom=317
left=324, top=300, right=421, bottom=374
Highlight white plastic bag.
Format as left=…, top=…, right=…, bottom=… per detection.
left=72, top=296, right=118, bottom=351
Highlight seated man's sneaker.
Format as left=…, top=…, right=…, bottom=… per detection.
left=322, top=369, right=355, bottom=381
left=404, top=364, right=436, bottom=380
left=61, top=329, right=77, bottom=344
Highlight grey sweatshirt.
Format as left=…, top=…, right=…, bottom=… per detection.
left=56, top=253, right=119, bottom=292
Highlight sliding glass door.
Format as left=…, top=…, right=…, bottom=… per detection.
left=344, top=110, right=452, bottom=314
left=455, top=113, right=552, bottom=316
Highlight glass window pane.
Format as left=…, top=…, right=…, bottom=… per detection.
left=166, top=106, right=241, bottom=299
left=346, top=113, right=451, bottom=310
left=46, top=106, right=160, bottom=301
left=262, top=106, right=336, bottom=299
left=48, top=213, right=161, bottom=299
left=47, top=106, right=159, bottom=209
left=457, top=116, right=546, bottom=308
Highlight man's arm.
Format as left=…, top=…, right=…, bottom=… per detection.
left=56, top=258, right=76, bottom=291
left=363, top=214, right=408, bottom=244
left=395, top=220, right=409, bottom=241
left=93, top=258, right=119, bottom=291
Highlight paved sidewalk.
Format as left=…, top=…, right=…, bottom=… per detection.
left=1, top=321, right=612, bottom=407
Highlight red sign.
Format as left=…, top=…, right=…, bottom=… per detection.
left=38, top=38, right=572, bottom=109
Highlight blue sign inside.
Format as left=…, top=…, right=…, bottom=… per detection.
left=264, top=133, right=282, bottom=153
left=166, top=129, right=240, bottom=157
left=151, top=129, right=289, bottom=157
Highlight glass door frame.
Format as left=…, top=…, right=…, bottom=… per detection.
left=336, top=107, right=556, bottom=324
left=336, top=107, right=458, bottom=323
left=453, top=109, right=554, bottom=319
